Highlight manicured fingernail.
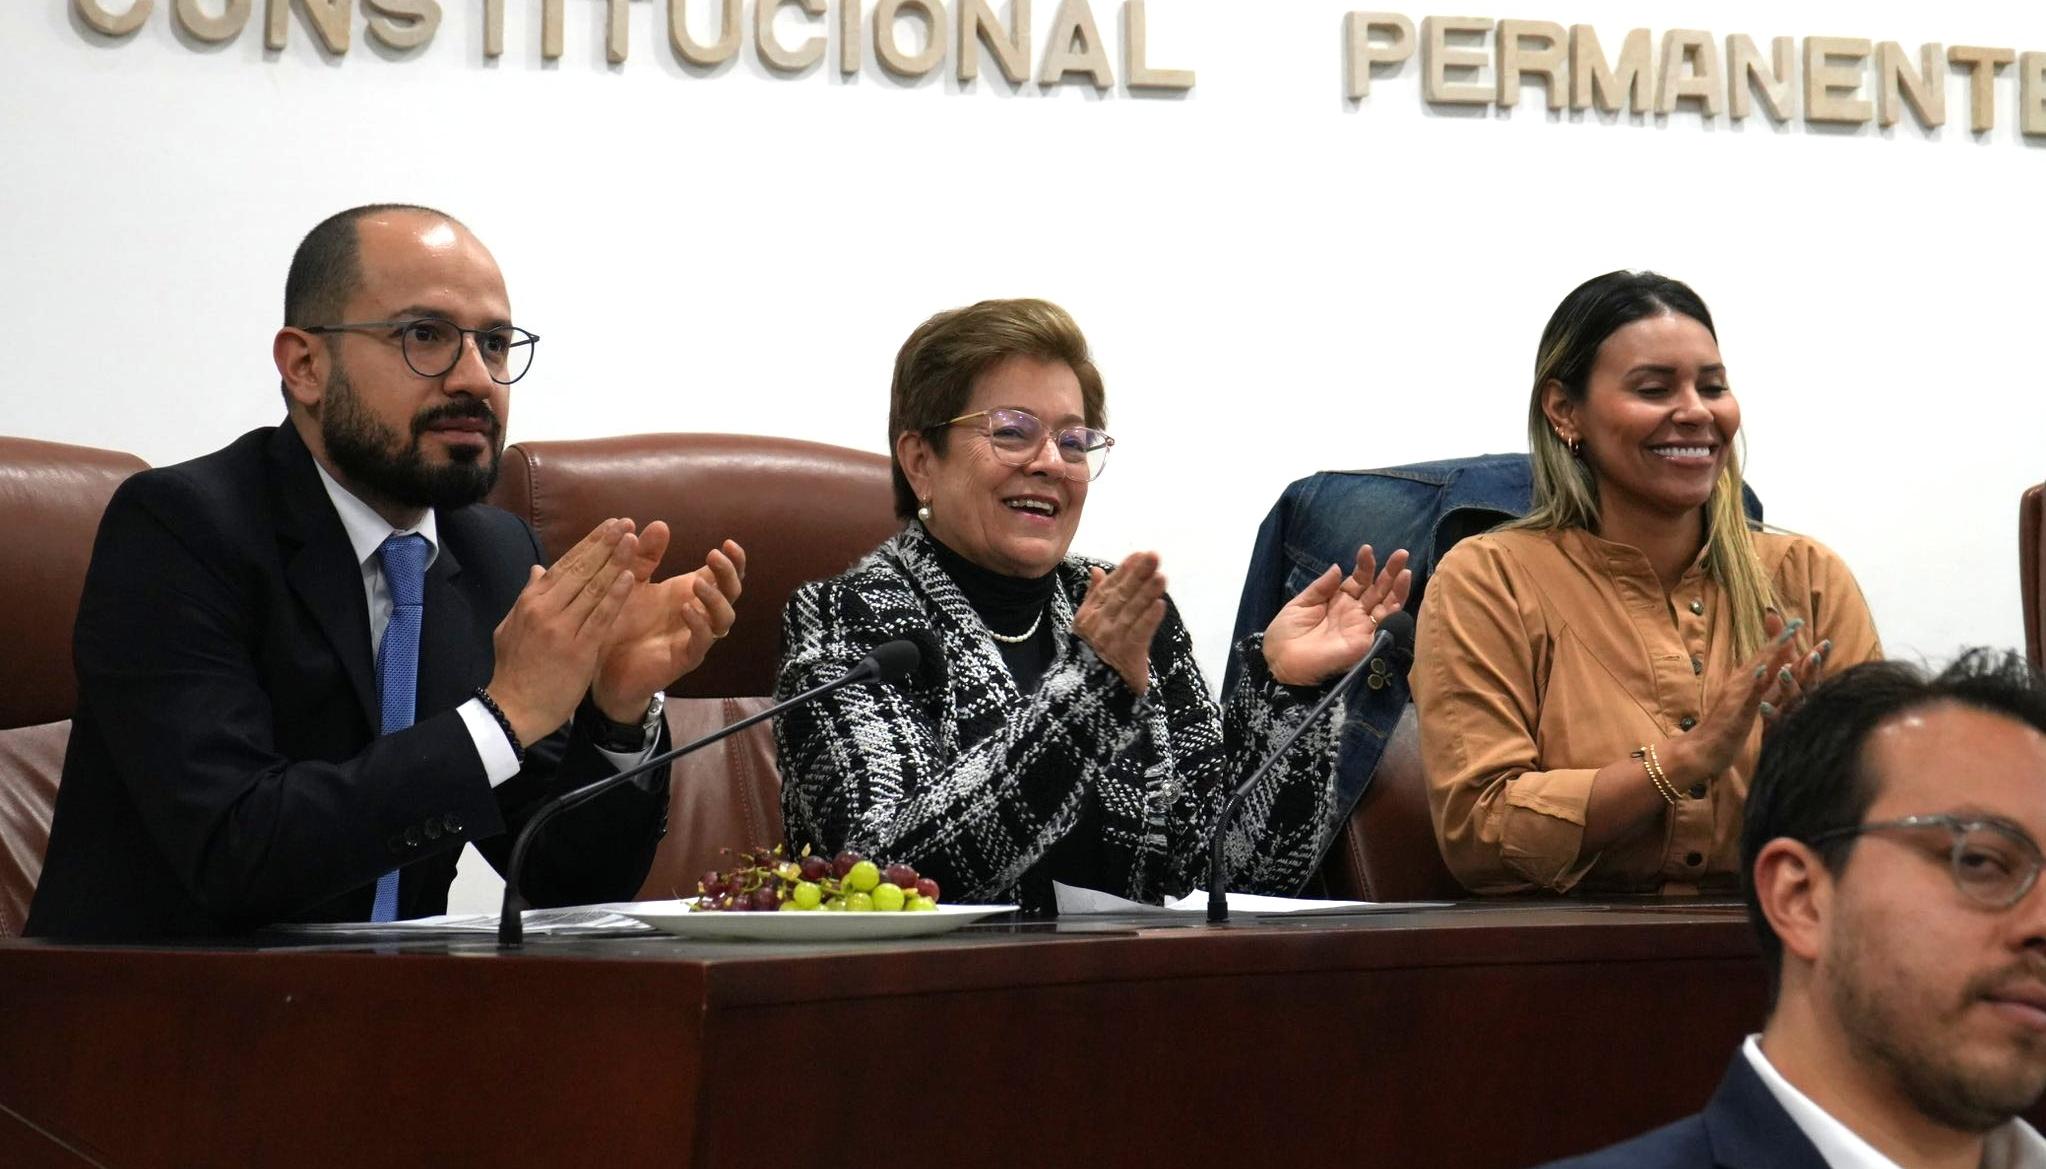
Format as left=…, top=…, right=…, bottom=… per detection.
left=1777, top=619, right=1805, bottom=642
left=1754, top=665, right=1768, bottom=680
left=1818, top=640, right=1832, bottom=658
left=1760, top=702, right=1778, bottom=719
left=1779, top=667, right=1794, bottom=685
left=1808, top=651, right=1823, bottom=668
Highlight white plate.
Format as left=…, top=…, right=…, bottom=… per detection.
left=616, top=898, right=1019, bottom=942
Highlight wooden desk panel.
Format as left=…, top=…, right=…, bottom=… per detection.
left=0, top=905, right=1766, bottom=1169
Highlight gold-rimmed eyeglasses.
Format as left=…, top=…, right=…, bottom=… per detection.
left=936, top=407, right=1114, bottom=483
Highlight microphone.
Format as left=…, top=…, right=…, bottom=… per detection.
left=496, top=637, right=924, bottom=946
left=1205, top=610, right=1416, bottom=924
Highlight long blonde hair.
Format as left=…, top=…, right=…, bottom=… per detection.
left=1506, top=271, right=1778, bottom=660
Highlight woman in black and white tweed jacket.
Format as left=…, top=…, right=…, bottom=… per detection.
left=775, top=300, right=1410, bottom=912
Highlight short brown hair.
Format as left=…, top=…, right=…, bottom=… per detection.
left=887, top=299, right=1107, bottom=519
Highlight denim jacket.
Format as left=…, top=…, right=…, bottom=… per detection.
left=1226, top=454, right=1533, bottom=820
left=1225, top=453, right=1764, bottom=826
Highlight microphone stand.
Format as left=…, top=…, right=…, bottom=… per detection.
left=1206, top=623, right=1399, bottom=925
left=497, top=648, right=909, bottom=947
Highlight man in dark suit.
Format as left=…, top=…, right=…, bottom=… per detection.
left=1543, top=652, right=2046, bottom=1168
left=27, top=204, right=745, bottom=939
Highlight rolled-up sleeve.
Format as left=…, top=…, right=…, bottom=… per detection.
left=1413, top=542, right=1598, bottom=894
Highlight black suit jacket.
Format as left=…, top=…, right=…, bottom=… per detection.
left=27, top=424, right=669, bottom=939
left=1536, top=1050, right=1828, bottom=1169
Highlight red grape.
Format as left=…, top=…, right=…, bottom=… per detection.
left=800, top=855, right=829, bottom=882
left=750, top=888, right=779, bottom=912
left=886, top=863, right=918, bottom=890
left=832, top=851, right=861, bottom=879
left=916, top=878, right=940, bottom=901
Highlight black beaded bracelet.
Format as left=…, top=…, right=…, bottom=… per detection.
left=472, top=687, right=526, bottom=765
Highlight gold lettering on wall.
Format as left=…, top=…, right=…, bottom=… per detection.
left=669, top=0, right=743, bottom=66
left=1726, top=34, right=1795, bottom=121
left=1344, top=12, right=1414, bottom=101
left=875, top=0, right=946, bottom=76
left=1875, top=41, right=1944, bottom=129
left=2024, top=53, right=2046, bottom=137
left=958, top=0, right=1030, bottom=84
left=1495, top=19, right=1565, bottom=110
left=75, top=0, right=154, bottom=37
left=265, top=0, right=349, bottom=53
left=1421, top=15, right=1492, bottom=105
left=1803, top=37, right=1872, bottom=125
left=1949, top=46, right=2015, bottom=133
left=1123, top=1, right=1192, bottom=91
left=1655, top=29, right=1720, bottom=117
left=1038, top=0, right=1112, bottom=89
left=757, top=0, right=826, bottom=71
left=1569, top=25, right=1651, bottom=114
left=173, top=0, right=252, bottom=43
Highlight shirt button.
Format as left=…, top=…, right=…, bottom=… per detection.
left=1685, top=852, right=1704, bottom=867
left=1690, top=656, right=1704, bottom=675
left=1689, top=599, right=1704, bottom=616
left=403, top=826, right=424, bottom=848
left=1679, top=716, right=1697, bottom=731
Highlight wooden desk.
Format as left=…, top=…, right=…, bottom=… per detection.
left=0, top=903, right=1766, bottom=1169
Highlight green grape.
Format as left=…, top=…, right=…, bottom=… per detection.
left=845, top=860, right=882, bottom=893
left=906, top=895, right=939, bottom=912
left=871, top=883, right=906, bottom=912
left=845, top=891, right=875, bottom=912
left=778, top=899, right=805, bottom=912
left=791, top=881, right=823, bottom=910
left=822, top=896, right=848, bottom=911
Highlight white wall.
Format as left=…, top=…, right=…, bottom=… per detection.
left=6, top=1, right=2042, bottom=912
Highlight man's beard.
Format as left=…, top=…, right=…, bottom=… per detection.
left=1832, top=921, right=2046, bottom=1133
left=320, top=364, right=503, bottom=511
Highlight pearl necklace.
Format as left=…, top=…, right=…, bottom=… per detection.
left=984, top=608, right=1044, bottom=645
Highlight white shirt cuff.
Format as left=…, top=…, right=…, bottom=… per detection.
left=458, top=697, right=524, bottom=788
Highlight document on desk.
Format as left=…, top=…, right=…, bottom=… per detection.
left=269, top=906, right=659, bottom=937
left=1051, top=883, right=1451, bottom=916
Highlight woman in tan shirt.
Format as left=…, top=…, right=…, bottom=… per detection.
left=1412, top=272, right=1881, bottom=895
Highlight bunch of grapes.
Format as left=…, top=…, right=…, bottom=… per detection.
left=692, top=845, right=943, bottom=913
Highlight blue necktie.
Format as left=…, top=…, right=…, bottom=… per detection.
left=370, top=533, right=430, bottom=923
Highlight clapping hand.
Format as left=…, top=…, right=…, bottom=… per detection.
left=1074, top=551, right=1167, bottom=697
left=589, top=524, right=747, bottom=722
left=1262, top=545, right=1413, bottom=687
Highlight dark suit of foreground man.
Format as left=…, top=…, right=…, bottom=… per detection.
left=28, top=205, right=744, bottom=939
left=1542, top=653, right=2046, bottom=1169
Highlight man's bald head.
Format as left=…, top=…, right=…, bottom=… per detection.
left=283, top=203, right=470, bottom=330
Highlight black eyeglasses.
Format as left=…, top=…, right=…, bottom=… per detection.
left=936, top=407, right=1115, bottom=482
left=1806, top=814, right=2045, bottom=909
left=304, top=318, right=539, bottom=385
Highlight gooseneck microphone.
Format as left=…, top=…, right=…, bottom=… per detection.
left=496, top=637, right=924, bottom=946
left=1205, top=610, right=1416, bottom=925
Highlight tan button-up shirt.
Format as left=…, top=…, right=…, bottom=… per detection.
left=1413, top=527, right=1881, bottom=895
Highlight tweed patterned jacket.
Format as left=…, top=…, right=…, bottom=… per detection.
left=774, top=523, right=1346, bottom=906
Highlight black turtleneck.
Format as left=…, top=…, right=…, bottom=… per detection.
left=924, top=531, right=1059, bottom=693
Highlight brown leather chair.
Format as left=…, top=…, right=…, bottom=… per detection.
left=0, top=437, right=149, bottom=935
left=2025, top=484, right=2044, bottom=672
left=1317, top=704, right=1465, bottom=902
left=486, top=433, right=899, bottom=898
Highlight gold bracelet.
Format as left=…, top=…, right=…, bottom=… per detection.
left=1632, top=744, right=1680, bottom=807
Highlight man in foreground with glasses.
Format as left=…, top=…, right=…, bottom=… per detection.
left=1543, top=650, right=2046, bottom=1167
left=29, top=204, right=745, bottom=939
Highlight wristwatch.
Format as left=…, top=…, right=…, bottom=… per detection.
left=577, top=691, right=665, bottom=753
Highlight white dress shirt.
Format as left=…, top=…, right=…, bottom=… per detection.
left=313, top=462, right=656, bottom=786
left=1744, top=1035, right=2046, bottom=1169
